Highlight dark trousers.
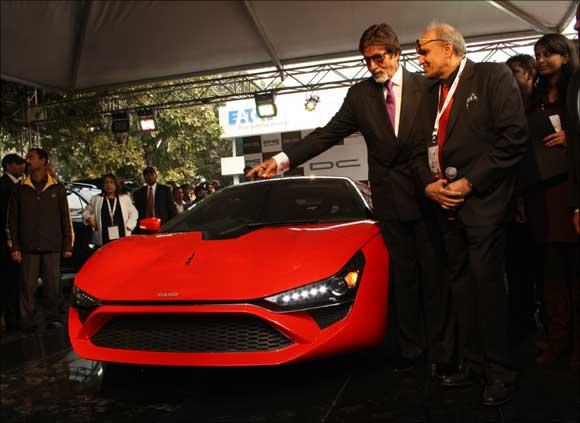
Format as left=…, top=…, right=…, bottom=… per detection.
left=505, top=222, right=539, bottom=337
left=1, top=247, right=20, bottom=329
left=380, top=218, right=452, bottom=364
left=19, top=252, right=61, bottom=325
left=443, top=221, right=515, bottom=382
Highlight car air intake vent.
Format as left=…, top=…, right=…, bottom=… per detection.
left=308, top=303, right=351, bottom=329
left=91, top=314, right=292, bottom=352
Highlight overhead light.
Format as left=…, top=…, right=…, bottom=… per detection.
left=254, top=92, right=277, bottom=118
left=137, top=109, right=157, bottom=131
left=111, top=111, right=131, bottom=133
left=304, top=95, right=320, bottom=112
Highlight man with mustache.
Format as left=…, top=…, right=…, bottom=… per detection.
left=247, top=23, right=453, bottom=376
left=413, top=21, right=527, bottom=406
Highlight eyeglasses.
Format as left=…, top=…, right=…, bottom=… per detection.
left=362, top=52, right=389, bottom=66
left=415, top=38, right=448, bottom=55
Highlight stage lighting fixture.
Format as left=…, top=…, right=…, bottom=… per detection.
left=304, top=95, right=320, bottom=112
left=111, top=111, right=131, bottom=133
left=138, top=109, right=157, bottom=131
left=254, top=92, right=277, bottom=118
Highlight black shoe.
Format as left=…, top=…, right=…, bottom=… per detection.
left=440, top=365, right=480, bottom=388
left=391, top=357, right=416, bottom=374
left=482, top=379, right=514, bottom=406
left=432, top=363, right=455, bottom=381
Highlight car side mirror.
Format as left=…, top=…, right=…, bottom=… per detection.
left=139, top=217, right=161, bottom=233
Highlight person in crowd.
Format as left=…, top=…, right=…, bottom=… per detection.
left=566, top=5, right=580, bottom=400
left=133, top=167, right=177, bottom=225
left=0, top=154, right=26, bottom=332
left=413, top=22, right=527, bottom=406
left=193, top=182, right=209, bottom=204
left=180, top=183, right=192, bottom=204
left=247, top=23, right=452, bottom=377
left=82, top=173, right=138, bottom=246
left=505, top=53, right=541, bottom=343
left=506, top=54, right=537, bottom=112
left=6, top=148, right=74, bottom=331
left=210, top=180, right=221, bottom=192
left=523, top=33, right=579, bottom=369
left=173, top=186, right=186, bottom=214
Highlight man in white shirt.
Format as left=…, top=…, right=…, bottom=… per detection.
left=247, top=23, right=453, bottom=376
left=133, top=167, right=178, bottom=226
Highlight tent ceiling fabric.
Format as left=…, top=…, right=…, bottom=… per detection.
left=1, top=0, right=575, bottom=93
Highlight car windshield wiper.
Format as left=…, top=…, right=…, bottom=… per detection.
left=210, top=218, right=323, bottom=238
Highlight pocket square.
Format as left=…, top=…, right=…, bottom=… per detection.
left=466, top=93, right=478, bottom=110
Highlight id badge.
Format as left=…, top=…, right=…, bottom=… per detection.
left=107, top=226, right=120, bottom=240
left=428, top=144, right=441, bottom=176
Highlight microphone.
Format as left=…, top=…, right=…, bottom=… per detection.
left=444, top=166, right=458, bottom=221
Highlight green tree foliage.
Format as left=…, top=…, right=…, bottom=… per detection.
left=0, top=81, right=230, bottom=186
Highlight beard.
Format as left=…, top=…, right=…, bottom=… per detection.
left=372, top=71, right=388, bottom=84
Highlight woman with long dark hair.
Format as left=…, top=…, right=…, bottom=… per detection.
left=526, top=33, right=579, bottom=368
left=82, top=173, right=138, bottom=246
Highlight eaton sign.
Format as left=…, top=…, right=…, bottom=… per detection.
left=218, top=90, right=348, bottom=138
left=228, top=108, right=257, bottom=125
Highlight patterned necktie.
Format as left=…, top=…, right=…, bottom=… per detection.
left=146, top=186, right=154, bottom=218
left=385, top=80, right=396, bottom=132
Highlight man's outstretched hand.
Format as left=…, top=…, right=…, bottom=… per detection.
left=245, top=158, right=278, bottom=180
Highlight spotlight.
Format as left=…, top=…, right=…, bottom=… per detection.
left=111, top=111, right=131, bottom=133
left=254, top=92, right=277, bottom=118
left=138, top=109, right=157, bottom=131
left=304, top=95, right=320, bottom=112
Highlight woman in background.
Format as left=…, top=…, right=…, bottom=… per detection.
left=526, top=34, right=579, bottom=368
left=83, top=173, right=138, bottom=246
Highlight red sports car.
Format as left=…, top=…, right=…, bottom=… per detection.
left=69, top=177, right=390, bottom=366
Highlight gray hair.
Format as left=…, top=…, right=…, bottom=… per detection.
left=426, top=21, right=466, bottom=56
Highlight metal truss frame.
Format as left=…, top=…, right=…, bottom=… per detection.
left=32, top=34, right=563, bottom=120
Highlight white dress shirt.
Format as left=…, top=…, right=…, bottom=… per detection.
left=7, top=173, right=22, bottom=184
left=383, top=63, right=403, bottom=137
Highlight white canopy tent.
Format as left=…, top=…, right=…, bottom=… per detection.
left=1, top=0, right=576, bottom=94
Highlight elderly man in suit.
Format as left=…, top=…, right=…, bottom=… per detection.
left=133, top=167, right=178, bottom=226
left=247, top=23, right=452, bottom=375
left=413, top=22, right=527, bottom=406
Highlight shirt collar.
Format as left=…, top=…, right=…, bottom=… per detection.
left=6, top=173, right=21, bottom=184
left=441, top=63, right=460, bottom=87
left=390, top=63, right=403, bottom=86
left=147, top=183, right=157, bottom=190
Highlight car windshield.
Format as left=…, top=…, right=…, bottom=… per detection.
left=162, top=178, right=372, bottom=235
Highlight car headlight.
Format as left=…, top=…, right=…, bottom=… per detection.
left=71, top=285, right=102, bottom=310
left=260, top=251, right=365, bottom=312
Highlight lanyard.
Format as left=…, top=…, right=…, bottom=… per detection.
left=431, top=57, right=467, bottom=141
left=105, top=197, right=118, bottom=224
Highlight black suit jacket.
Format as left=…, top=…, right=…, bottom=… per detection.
left=285, top=69, right=429, bottom=221
left=0, top=173, right=19, bottom=246
left=413, top=60, right=528, bottom=225
left=133, top=184, right=177, bottom=225
left=567, top=72, right=580, bottom=210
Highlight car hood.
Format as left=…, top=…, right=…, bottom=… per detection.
left=75, top=220, right=381, bottom=302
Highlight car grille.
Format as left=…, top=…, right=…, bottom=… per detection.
left=308, top=303, right=351, bottom=329
left=91, top=314, right=292, bottom=352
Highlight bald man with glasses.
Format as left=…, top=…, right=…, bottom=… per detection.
left=247, top=23, right=454, bottom=377
left=413, top=22, right=527, bottom=406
